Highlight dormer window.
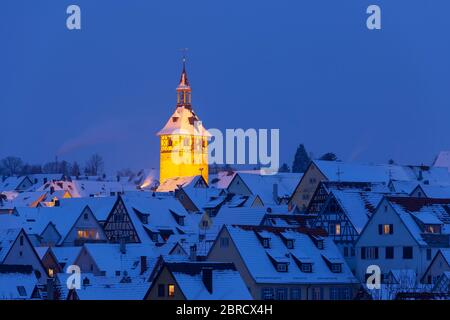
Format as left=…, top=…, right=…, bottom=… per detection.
left=277, top=263, right=288, bottom=272
left=170, top=210, right=185, bottom=226
left=286, top=240, right=294, bottom=249
left=301, top=263, right=312, bottom=273
left=331, top=263, right=342, bottom=273
left=424, top=225, right=440, bottom=234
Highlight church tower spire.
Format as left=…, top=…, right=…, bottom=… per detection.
left=157, top=57, right=210, bottom=186
left=176, top=57, right=192, bottom=108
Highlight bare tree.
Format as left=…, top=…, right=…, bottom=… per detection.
left=85, top=154, right=104, bottom=176
left=1, top=156, right=24, bottom=176
left=71, top=161, right=81, bottom=177
left=117, top=168, right=135, bottom=177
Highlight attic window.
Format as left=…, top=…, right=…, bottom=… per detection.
left=301, top=263, right=312, bottom=273
left=172, top=117, right=179, bottom=122
left=309, top=235, right=324, bottom=250
left=286, top=240, right=294, bottom=249
left=316, top=241, right=323, bottom=250
left=424, top=225, right=441, bottom=234
left=331, top=263, right=342, bottom=273
left=17, top=286, right=27, bottom=297
left=84, top=213, right=89, bottom=220
left=262, top=238, right=270, bottom=248
left=277, top=263, right=288, bottom=272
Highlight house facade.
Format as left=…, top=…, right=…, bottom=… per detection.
left=355, top=197, right=450, bottom=284
left=207, top=225, right=359, bottom=300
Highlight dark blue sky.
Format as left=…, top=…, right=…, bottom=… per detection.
left=1, top=0, right=449, bottom=173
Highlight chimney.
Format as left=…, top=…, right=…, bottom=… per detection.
left=140, top=256, right=147, bottom=275
left=189, top=244, right=197, bottom=261
left=202, top=267, right=213, bottom=294
left=272, top=183, right=279, bottom=203
left=46, top=278, right=55, bottom=300
left=120, top=238, right=126, bottom=254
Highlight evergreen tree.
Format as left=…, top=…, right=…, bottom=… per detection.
left=292, top=144, right=310, bottom=173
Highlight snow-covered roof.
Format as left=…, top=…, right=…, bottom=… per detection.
left=209, top=171, right=237, bottom=189
left=164, top=262, right=252, bottom=300
left=157, top=105, right=210, bottom=137
left=57, top=273, right=150, bottom=300
left=0, top=265, right=38, bottom=300
left=313, top=160, right=450, bottom=185
left=157, top=175, right=204, bottom=192
left=230, top=172, right=303, bottom=205
left=114, top=193, right=201, bottom=244
left=57, top=196, right=117, bottom=221
left=418, top=185, right=450, bottom=199
left=79, top=243, right=160, bottom=279
left=389, top=180, right=421, bottom=194
left=14, top=206, right=90, bottom=243
left=387, top=269, right=417, bottom=284
left=72, top=180, right=136, bottom=197
left=47, top=246, right=82, bottom=268
left=329, top=189, right=386, bottom=233
left=388, top=197, right=450, bottom=246
left=224, top=225, right=358, bottom=284
left=0, top=228, right=21, bottom=262
left=0, top=176, right=31, bottom=192
left=181, top=184, right=224, bottom=211
left=439, top=248, right=450, bottom=266
left=8, top=191, right=49, bottom=208
left=210, top=207, right=268, bottom=235
left=434, top=151, right=450, bottom=172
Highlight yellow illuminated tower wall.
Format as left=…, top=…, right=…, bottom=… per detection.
left=157, top=60, right=209, bottom=184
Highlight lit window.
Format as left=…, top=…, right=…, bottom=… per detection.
left=335, top=224, right=341, bottom=235
left=379, top=224, right=393, bottom=235
left=48, top=268, right=54, bottom=277
left=168, top=284, right=175, bottom=297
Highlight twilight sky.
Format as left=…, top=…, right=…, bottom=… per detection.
left=1, top=0, right=449, bottom=174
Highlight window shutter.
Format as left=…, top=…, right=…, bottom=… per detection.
left=361, top=247, right=366, bottom=259
left=378, top=225, right=382, bottom=235
left=389, top=224, right=394, bottom=234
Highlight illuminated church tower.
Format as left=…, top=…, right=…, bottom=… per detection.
left=157, top=59, right=209, bottom=185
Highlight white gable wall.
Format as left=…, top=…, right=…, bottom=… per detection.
left=2, top=231, right=47, bottom=284
left=356, top=198, right=430, bottom=283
